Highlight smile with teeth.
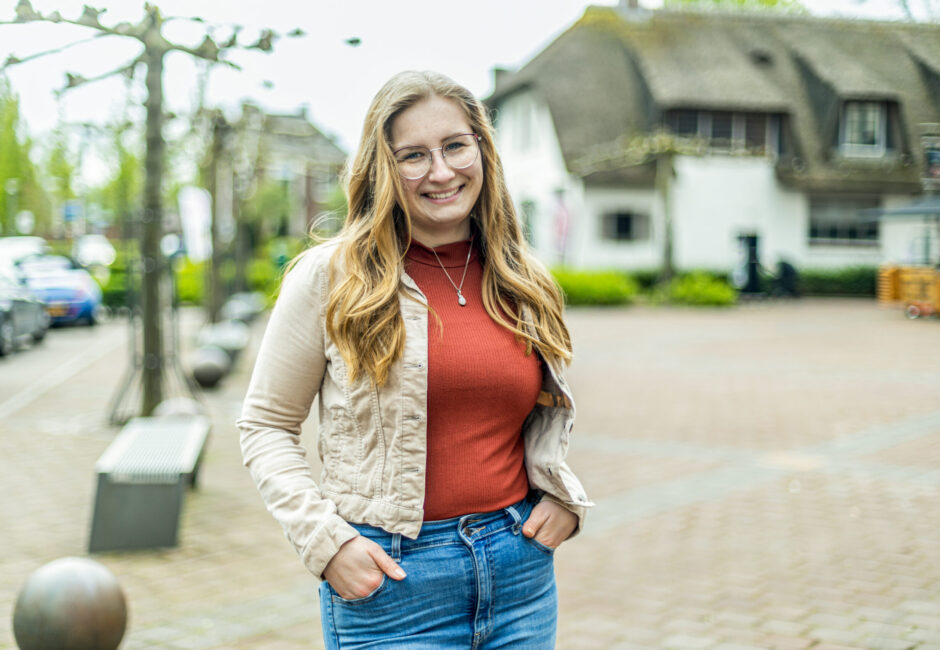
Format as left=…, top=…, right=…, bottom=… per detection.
left=425, top=186, right=462, bottom=200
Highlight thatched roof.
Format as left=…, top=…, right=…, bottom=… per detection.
left=486, top=7, right=940, bottom=191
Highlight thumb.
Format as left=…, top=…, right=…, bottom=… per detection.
left=368, top=545, right=407, bottom=581
left=522, top=506, right=549, bottom=538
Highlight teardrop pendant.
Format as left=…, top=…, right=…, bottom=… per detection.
left=458, top=293, right=467, bottom=306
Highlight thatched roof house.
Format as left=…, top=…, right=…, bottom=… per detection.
left=488, top=6, right=940, bottom=193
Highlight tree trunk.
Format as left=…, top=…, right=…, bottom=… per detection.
left=206, top=117, right=225, bottom=323
left=140, top=49, right=165, bottom=415
left=657, top=153, right=675, bottom=284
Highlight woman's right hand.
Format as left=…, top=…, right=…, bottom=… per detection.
left=322, top=535, right=407, bottom=600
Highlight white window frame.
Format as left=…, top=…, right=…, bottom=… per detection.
left=839, top=101, right=888, bottom=157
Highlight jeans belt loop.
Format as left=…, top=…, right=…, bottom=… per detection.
left=391, top=532, right=402, bottom=561
left=505, top=504, right=523, bottom=535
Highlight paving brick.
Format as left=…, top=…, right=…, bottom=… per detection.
left=662, top=634, right=718, bottom=649
left=763, top=636, right=814, bottom=649
left=812, top=626, right=868, bottom=644
left=855, top=638, right=917, bottom=650
left=761, top=619, right=809, bottom=636
left=805, top=613, right=861, bottom=629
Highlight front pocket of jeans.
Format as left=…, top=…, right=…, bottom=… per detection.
left=525, top=536, right=556, bottom=556
left=331, top=574, right=387, bottom=605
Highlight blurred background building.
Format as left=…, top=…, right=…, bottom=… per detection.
left=487, top=4, right=940, bottom=274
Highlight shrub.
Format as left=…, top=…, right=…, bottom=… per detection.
left=551, top=269, right=638, bottom=306
left=660, top=272, right=738, bottom=307
left=175, top=259, right=205, bottom=305
left=630, top=269, right=661, bottom=291
left=797, top=266, right=877, bottom=297
left=97, top=245, right=138, bottom=308
left=246, top=256, right=283, bottom=304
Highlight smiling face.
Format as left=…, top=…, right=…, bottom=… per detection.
left=390, top=95, right=483, bottom=247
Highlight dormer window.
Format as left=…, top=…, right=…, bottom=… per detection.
left=664, top=109, right=783, bottom=156
left=840, top=101, right=888, bottom=156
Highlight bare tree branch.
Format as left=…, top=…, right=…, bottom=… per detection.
left=0, top=32, right=113, bottom=71
left=53, top=60, right=141, bottom=96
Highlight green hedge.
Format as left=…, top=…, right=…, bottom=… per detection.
left=657, top=272, right=738, bottom=307
left=98, top=245, right=138, bottom=308
left=175, top=259, right=206, bottom=305
left=551, top=269, right=639, bottom=306
left=796, top=266, right=877, bottom=297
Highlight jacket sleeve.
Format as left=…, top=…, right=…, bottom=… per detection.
left=236, top=247, right=358, bottom=580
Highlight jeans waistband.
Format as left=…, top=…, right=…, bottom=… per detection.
left=351, top=491, right=540, bottom=551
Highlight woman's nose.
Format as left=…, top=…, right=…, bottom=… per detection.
left=427, top=150, right=455, bottom=182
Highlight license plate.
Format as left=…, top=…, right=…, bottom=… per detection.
left=48, top=303, right=68, bottom=317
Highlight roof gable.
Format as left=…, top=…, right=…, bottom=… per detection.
left=487, top=7, right=940, bottom=191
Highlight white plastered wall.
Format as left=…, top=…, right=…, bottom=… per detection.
left=494, top=93, right=934, bottom=272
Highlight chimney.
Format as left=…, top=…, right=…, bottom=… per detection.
left=491, top=67, right=512, bottom=93
left=617, top=0, right=649, bottom=21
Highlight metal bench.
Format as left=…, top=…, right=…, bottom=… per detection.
left=88, top=415, right=210, bottom=553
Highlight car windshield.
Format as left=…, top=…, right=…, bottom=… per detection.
left=16, top=256, right=78, bottom=278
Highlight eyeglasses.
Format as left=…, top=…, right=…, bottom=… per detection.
left=393, top=133, right=481, bottom=180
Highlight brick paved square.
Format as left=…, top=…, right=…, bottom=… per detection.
left=2, top=300, right=940, bottom=649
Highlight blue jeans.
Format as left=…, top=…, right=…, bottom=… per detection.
left=319, top=492, right=557, bottom=649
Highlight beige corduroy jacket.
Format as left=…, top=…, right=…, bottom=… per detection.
left=237, top=242, right=592, bottom=580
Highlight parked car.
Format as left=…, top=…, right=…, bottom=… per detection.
left=15, top=254, right=103, bottom=326
left=0, top=269, right=50, bottom=356
left=0, top=236, right=50, bottom=274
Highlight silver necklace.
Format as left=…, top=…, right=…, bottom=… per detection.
left=429, top=238, right=473, bottom=306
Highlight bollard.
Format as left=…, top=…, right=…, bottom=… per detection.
left=190, top=344, right=231, bottom=389
left=197, top=319, right=249, bottom=363
left=13, top=557, right=127, bottom=650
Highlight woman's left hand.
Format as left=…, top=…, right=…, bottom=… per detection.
left=522, top=500, right=577, bottom=549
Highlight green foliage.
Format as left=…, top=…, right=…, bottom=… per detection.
left=796, top=267, right=877, bottom=297
left=246, top=256, right=282, bottom=303
left=552, top=268, right=639, bottom=306
left=242, top=179, right=294, bottom=236
left=630, top=269, right=662, bottom=291
left=45, top=125, right=76, bottom=206
left=657, top=272, right=738, bottom=306
left=175, top=258, right=206, bottom=305
left=0, top=79, right=50, bottom=235
left=94, top=243, right=139, bottom=308
left=96, top=129, right=141, bottom=225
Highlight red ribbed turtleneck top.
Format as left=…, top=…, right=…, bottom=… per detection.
left=405, top=238, right=541, bottom=521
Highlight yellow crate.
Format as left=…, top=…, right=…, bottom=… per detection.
left=898, top=267, right=940, bottom=305
left=877, top=266, right=900, bottom=303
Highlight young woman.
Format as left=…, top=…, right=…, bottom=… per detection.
left=238, top=70, right=591, bottom=649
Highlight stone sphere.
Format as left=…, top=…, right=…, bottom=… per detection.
left=190, top=344, right=231, bottom=388
left=153, top=396, right=206, bottom=417
left=13, top=557, right=127, bottom=650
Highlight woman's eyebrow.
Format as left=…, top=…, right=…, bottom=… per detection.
left=394, top=131, right=469, bottom=150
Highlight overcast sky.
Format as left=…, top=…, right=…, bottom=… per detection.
left=0, top=0, right=921, bottom=174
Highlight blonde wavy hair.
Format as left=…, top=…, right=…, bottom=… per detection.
left=326, top=70, right=571, bottom=386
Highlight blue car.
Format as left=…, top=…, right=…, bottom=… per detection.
left=15, top=254, right=103, bottom=326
